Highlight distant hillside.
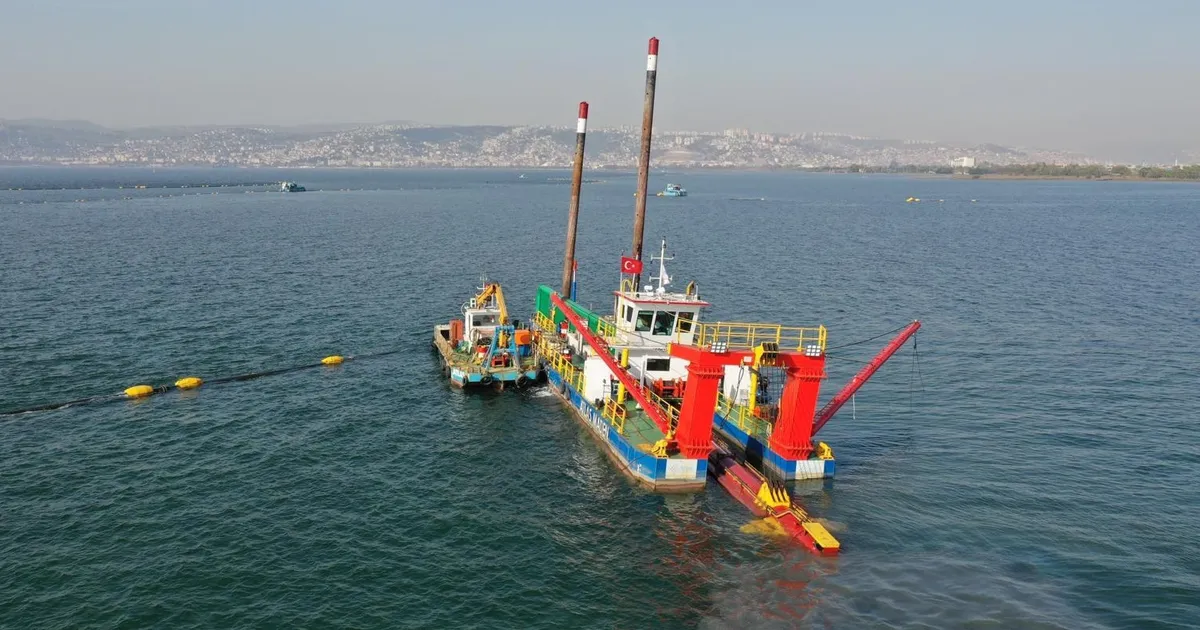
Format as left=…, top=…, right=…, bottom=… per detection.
left=0, top=119, right=1098, bottom=168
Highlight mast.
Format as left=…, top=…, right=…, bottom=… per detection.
left=650, top=239, right=672, bottom=292
left=560, top=102, right=590, bottom=298
left=630, top=37, right=659, bottom=289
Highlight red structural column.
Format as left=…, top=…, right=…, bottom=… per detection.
left=768, top=356, right=826, bottom=460
left=673, top=362, right=723, bottom=458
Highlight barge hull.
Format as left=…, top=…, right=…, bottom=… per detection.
left=713, top=411, right=835, bottom=481
left=433, top=325, right=539, bottom=388
left=544, top=366, right=707, bottom=493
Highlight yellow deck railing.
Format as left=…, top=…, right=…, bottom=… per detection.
left=535, top=330, right=585, bottom=392
left=536, top=307, right=680, bottom=436
left=595, top=317, right=617, bottom=341
left=602, top=398, right=628, bottom=434
left=694, top=322, right=827, bottom=354
left=533, top=311, right=556, bottom=334
left=643, top=387, right=681, bottom=434
left=533, top=307, right=616, bottom=341
left=717, top=392, right=774, bottom=440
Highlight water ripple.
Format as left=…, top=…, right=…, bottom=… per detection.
left=2, top=169, right=1198, bottom=628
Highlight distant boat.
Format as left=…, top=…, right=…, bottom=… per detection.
left=279, top=181, right=306, bottom=192
left=657, top=183, right=687, bottom=197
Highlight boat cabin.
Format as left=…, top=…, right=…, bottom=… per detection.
left=570, top=281, right=709, bottom=404
left=612, top=286, right=708, bottom=349
left=619, top=287, right=707, bottom=386
left=463, top=305, right=501, bottom=345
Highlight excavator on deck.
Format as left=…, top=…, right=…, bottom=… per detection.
left=432, top=279, right=540, bottom=389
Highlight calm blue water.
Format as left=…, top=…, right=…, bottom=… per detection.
left=1, top=167, right=1197, bottom=629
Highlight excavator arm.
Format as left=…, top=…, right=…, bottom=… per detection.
left=474, top=283, right=509, bottom=325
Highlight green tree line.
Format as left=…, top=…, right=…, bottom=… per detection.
left=968, top=163, right=1200, bottom=179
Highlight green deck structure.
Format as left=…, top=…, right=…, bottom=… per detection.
left=618, top=401, right=670, bottom=453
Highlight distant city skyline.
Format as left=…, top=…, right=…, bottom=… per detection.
left=0, top=120, right=1115, bottom=168
left=3, top=0, right=1199, bottom=162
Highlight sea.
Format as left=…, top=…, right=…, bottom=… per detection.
left=1, top=167, right=1197, bottom=629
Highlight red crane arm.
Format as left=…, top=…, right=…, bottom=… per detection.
left=549, top=293, right=672, bottom=434
left=812, top=321, right=921, bottom=435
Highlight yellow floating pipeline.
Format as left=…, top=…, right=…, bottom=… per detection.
left=124, top=385, right=155, bottom=398
left=3, top=349, right=406, bottom=417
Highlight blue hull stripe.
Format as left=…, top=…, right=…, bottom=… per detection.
left=546, top=367, right=706, bottom=486
left=713, top=411, right=835, bottom=479
left=451, top=368, right=540, bottom=386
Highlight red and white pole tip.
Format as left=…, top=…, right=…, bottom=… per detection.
left=577, top=101, right=589, bottom=134
left=647, top=37, right=659, bottom=71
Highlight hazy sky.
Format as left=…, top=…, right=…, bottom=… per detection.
left=3, top=0, right=1198, bottom=158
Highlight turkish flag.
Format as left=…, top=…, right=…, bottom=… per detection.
left=620, top=256, right=643, bottom=274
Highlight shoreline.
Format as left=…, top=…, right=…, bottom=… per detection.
left=2, top=164, right=1198, bottom=183
left=947, top=173, right=1200, bottom=182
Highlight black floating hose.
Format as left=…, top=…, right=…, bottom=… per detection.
left=1, top=350, right=403, bottom=418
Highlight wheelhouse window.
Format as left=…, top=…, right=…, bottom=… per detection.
left=676, top=311, right=694, bottom=333
left=635, top=310, right=654, bottom=332
left=474, top=314, right=496, bottom=326
left=652, top=311, right=676, bottom=336
left=624, top=305, right=634, bottom=323
left=645, top=358, right=671, bottom=372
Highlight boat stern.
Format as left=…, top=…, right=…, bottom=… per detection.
left=713, top=410, right=836, bottom=481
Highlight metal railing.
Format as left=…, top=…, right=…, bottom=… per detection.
left=643, top=387, right=681, bottom=435
left=532, top=311, right=555, bottom=334
left=534, top=329, right=585, bottom=392
left=717, top=392, right=774, bottom=441
left=536, top=305, right=680, bottom=437
left=594, top=317, right=617, bottom=340
left=534, top=307, right=617, bottom=342
left=694, top=322, right=827, bottom=354
left=602, top=398, right=628, bottom=434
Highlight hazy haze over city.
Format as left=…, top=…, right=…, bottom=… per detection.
left=3, top=0, right=1198, bottom=162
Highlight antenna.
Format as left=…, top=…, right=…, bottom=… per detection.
left=649, top=238, right=673, bottom=293
left=650, top=239, right=673, bottom=263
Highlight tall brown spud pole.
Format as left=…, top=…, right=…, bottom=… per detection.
left=560, top=101, right=589, bottom=298
left=630, top=37, right=659, bottom=290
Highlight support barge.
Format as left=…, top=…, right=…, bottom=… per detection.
left=433, top=280, right=540, bottom=389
